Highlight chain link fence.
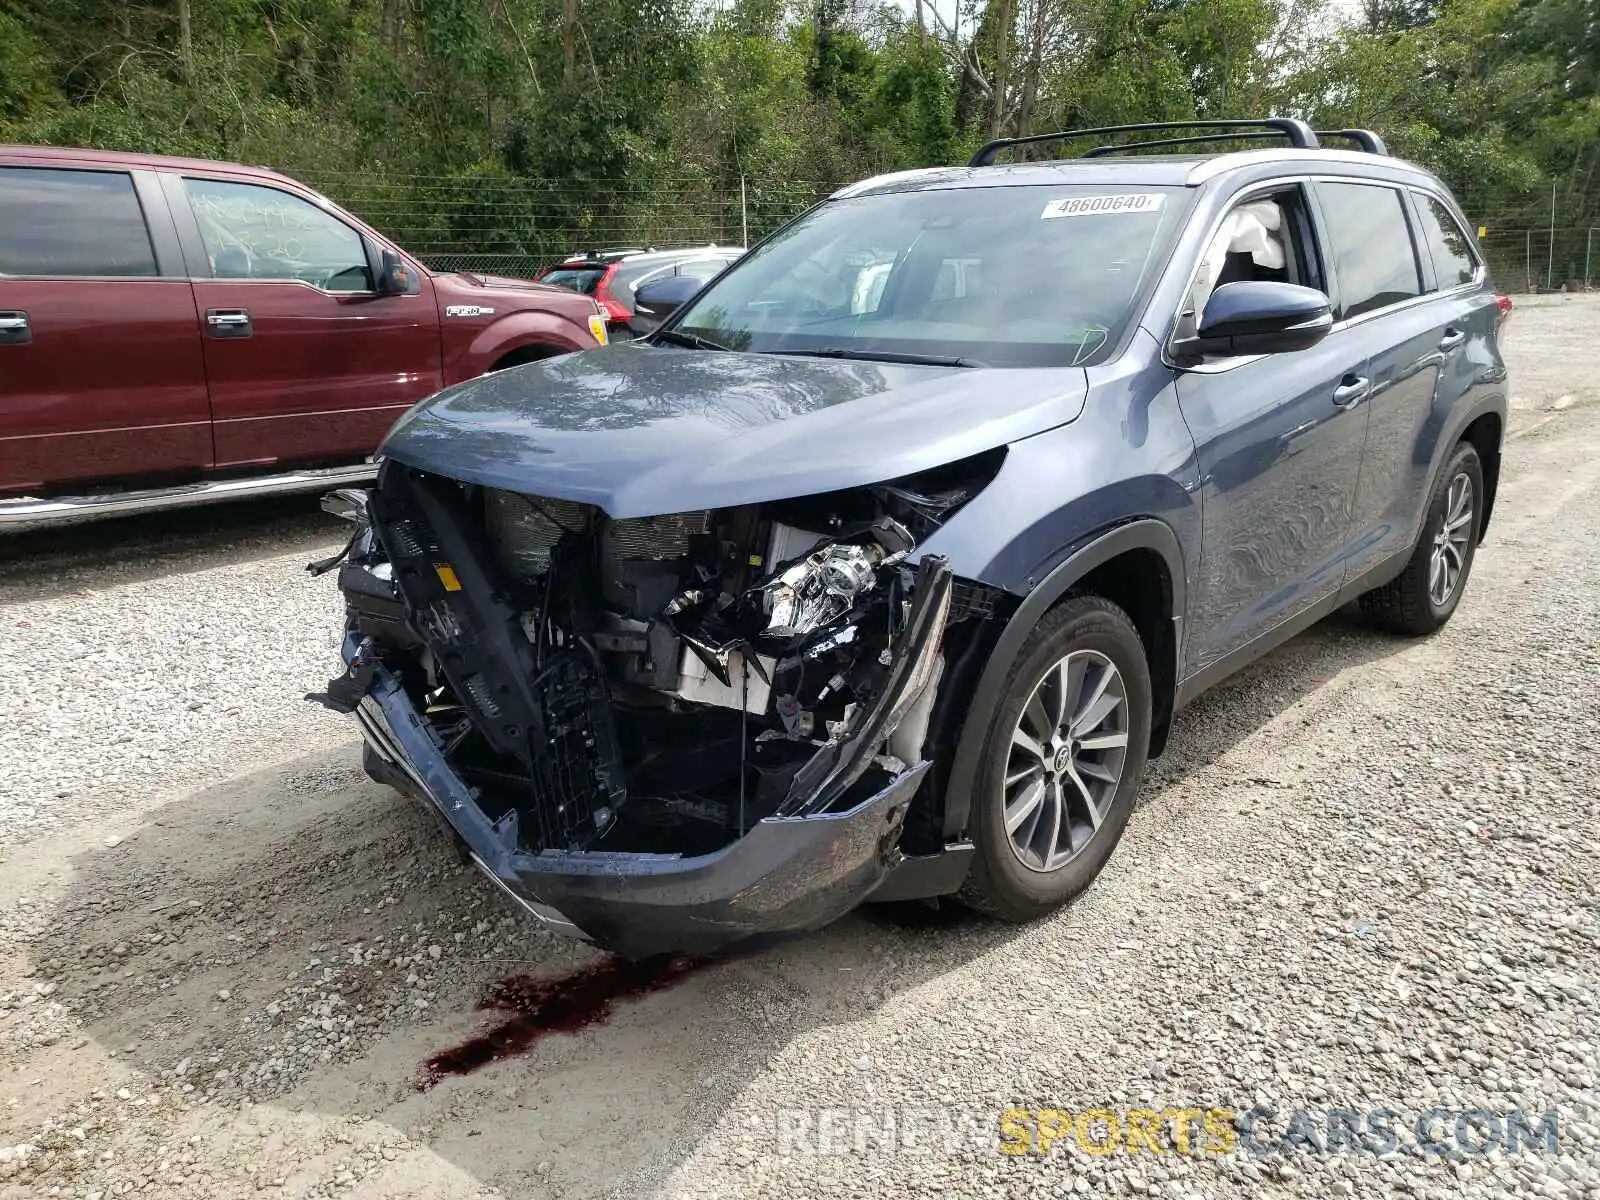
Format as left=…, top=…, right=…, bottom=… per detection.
left=1478, top=227, right=1598, bottom=295
left=303, top=172, right=1596, bottom=294
left=303, top=172, right=834, bottom=278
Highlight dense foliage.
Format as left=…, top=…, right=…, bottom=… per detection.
left=2, top=0, right=1595, bottom=283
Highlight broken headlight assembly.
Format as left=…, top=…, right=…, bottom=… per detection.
left=752, top=520, right=913, bottom=639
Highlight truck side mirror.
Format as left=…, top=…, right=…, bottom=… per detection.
left=375, top=247, right=420, bottom=296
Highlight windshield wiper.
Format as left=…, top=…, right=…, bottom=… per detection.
left=764, top=347, right=987, bottom=368
left=649, top=328, right=732, bottom=352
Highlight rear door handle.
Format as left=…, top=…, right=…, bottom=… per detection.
left=1332, top=375, right=1371, bottom=409
left=0, top=311, right=29, bottom=345
left=205, top=308, right=252, bottom=338
left=1438, top=328, right=1466, bottom=353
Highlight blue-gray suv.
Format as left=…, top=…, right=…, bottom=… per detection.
left=314, top=118, right=1509, bottom=959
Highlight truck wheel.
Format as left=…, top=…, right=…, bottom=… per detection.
left=957, top=595, right=1151, bottom=922
left=1359, top=442, right=1483, bottom=636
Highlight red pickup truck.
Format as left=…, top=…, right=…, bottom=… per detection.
left=0, top=145, right=608, bottom=528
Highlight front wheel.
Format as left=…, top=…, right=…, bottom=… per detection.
left=1359, top=442, right=1484, bottom=636
left=957, top=595, right=1152, bottom=923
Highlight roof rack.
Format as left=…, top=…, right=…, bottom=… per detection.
left=579, top=247, right=649, bottom=261
left=968, top=118, right=1384, bottom=166
left=1315, top=128, right=1388, bottom=154
left=1079, top=126, right=1389, bottom=158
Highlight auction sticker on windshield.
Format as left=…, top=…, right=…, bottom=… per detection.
left=1041, top=194, right=1164, bottom=219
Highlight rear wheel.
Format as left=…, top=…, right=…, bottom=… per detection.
left=1359, top=442, right=1483, bottom=635
left=957, top=595, right=1151, bottom=922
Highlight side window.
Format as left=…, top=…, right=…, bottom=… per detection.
left=1316, top=182, right=1422, bottom=319
left=1183, top=185, right=1319, bottom=333
left=1414, top=193, right=1481, bottom=289
left=613, top=260, right=672, bottom=305
left=674, top=257, right=730, bottom=284
left=182, top=178, right=372, bottom=292
left=0, top=167, right=157, bottom=277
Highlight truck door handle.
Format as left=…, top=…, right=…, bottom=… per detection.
left=1438, top=328, right=1466, bottom=353
left=205, top=308, right=252, bottom=338
left=0, top=311, right=29, bottom=345
left=1332, top=375, right=1371, bottom=409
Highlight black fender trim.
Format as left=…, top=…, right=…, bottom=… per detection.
left=1423, top=392, right=1507, bottom=546
left=939, top=518, right=1186, bottom=843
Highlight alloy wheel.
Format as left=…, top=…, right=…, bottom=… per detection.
left=1428, top=471, right=1474, bottom=607
left=1003, top=649, right=1130, bottom=873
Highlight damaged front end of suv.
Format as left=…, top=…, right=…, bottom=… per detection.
left=311, top=441, right=1009, bottom=957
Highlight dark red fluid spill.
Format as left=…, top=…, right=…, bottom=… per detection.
left=418, top=954, right=714, bottom=1090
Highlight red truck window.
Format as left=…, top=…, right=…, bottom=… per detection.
left=182, top=177, right=373, bottom=293
left=0, top=167, right=158, bottom=278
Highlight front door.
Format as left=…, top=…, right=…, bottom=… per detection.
left=0, top=164, right=210, bottom=495
left=1173, top=182, right=1370, bottom=673
left=169, top=174, right=442, bottom=469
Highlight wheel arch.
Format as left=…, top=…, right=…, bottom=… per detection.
left=450, top=309, right=591, bottom=380
left=1458, top=408, right=1503, bottom=541
left=489, top=342, right=565, bottom=372
left=939, top=518, right=1185, bottom=842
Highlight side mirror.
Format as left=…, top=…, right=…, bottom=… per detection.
left=375, top=247, right=419, bottom=296
left=629, top=275, right=704, bottom=335
left=1173, top=281, right=1332, bottom=361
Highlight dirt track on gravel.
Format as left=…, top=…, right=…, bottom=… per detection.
left=1, top=295, right=1596, bottom=1200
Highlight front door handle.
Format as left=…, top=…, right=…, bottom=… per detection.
left=1332, top=375, right=1371, bottom=409
left=205, top=308, right=252, bottom=338
left=0, top=310, right=29, bottom=345
left=1438, top=328, right=1466, bottom=353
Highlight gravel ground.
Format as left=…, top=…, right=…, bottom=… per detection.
left=0, top=294, right=1596, bottom=1200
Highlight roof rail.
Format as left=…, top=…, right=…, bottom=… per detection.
left=1084, top=130, right=1284, bottom=157
left=581, top=247, right=648, bottom=260
left=1314, top=128, right=1388, bottom=154
left=1082, top=126, right=1388, bottom=158
left=969, top=118, right=1320, bottom=167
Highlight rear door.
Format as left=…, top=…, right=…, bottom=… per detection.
left=1310, top=178, right=1453, bottom=584
left=0, top=163, right=209, bottom=495
left=1408, top=187, right=1501, bottom=448
left=166, top=173, right=442, bottom=468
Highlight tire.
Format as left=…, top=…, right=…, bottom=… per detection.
left=1358, top=441, right=1484, bottom=636
left=957, top=595, right=1152, bottom=922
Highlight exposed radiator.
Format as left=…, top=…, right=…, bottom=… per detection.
left=483, top=490, right=592, bottom=579
left=604, top=510, right=712, bottom=562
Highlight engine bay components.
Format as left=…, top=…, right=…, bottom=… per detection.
left=319, top=452, right=994, bottom=868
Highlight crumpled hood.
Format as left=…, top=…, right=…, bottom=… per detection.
left=380, top=342, right=1088, bottom=516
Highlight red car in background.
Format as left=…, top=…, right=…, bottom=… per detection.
left=0, top=145, right=609, bottom=529
left=535, top=245, right=744, bottom=332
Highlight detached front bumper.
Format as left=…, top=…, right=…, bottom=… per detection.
left=341, top=558, right=951, bottom=959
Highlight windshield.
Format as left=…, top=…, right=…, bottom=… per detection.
left=670, top=185, right=1186, bottom=367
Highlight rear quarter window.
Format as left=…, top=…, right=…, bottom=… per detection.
left=0, top=167, right=158, bottom=277
left=1414, top=193, right=1482, bottom=289
left=540, top=267, right=606, bottom=294
left=1315, top=181, right=1422, bottom=319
